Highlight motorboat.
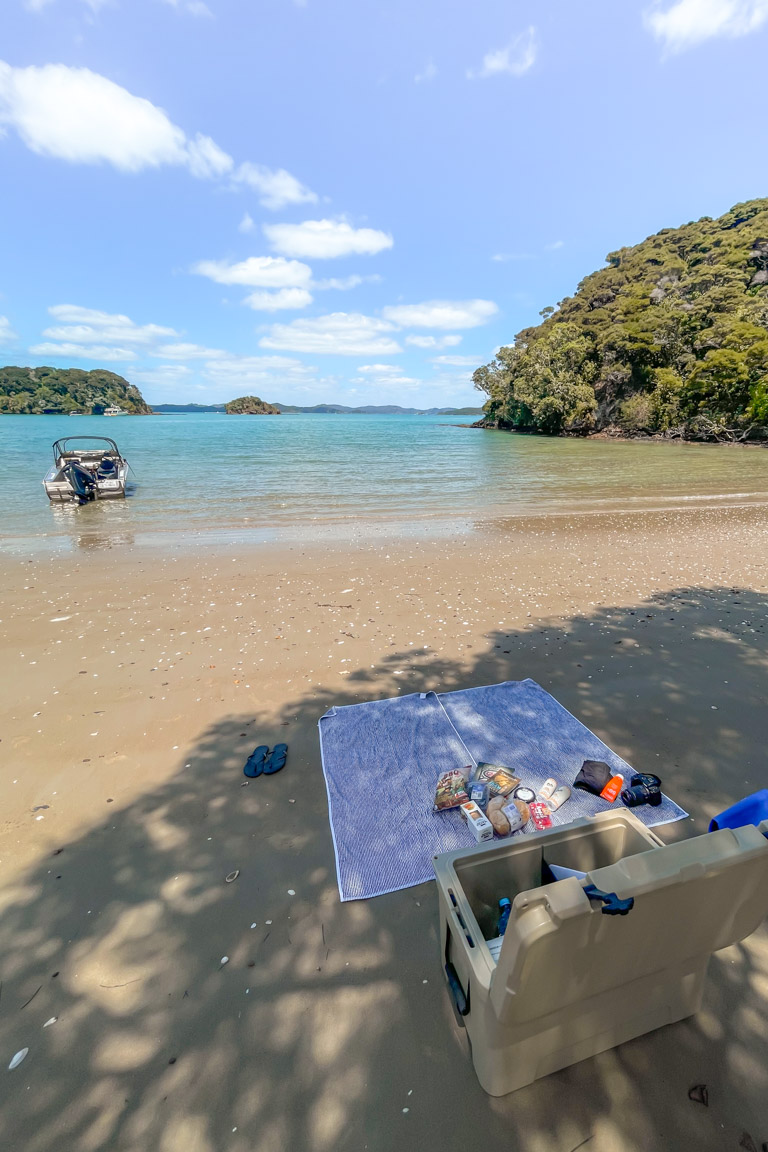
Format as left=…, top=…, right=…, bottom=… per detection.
left=104, top=405, right=127, bottom=416
left=43, top=437, right=129, bottom=503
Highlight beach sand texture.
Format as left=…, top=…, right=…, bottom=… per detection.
left=1, top=504, right=768, bottom=1151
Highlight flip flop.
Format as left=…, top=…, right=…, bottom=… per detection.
left=262, top=743, right=288, bottom=775
left=243, top=745, right=269, bottom=778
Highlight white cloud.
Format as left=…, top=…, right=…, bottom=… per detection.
left=41, top=304, right=178, bottom=346
left=161, top=0, right=213, bottom=15
left=239, top=212, right=255, bottom=233
left=383, top=299, right=497, bottom=329
left=264, top=219, right=393, bottom=259
left=29, top=342, right=138, bottom=361
left=0, top=62, right=313, bottom=206
left=186, top=133, right=233, bottom=179
left=234, top=162, right=318, bottom=210
left=0, top=62, right=192, bottom=172
left=415, top=60, right=438, bottom=83
left=130, top=364, right=194, bottom=388
left=0, top=315, right=17, bottom=344
left=468, top=26, right=537, bottom=79
left=153, top=342, right=226, bottom=359
left=356, top=363, right=403, bottom=374
left=260, top=313, right=401, bottom=355
left=313, top=274, right=380, bottom=291
left=193, top=255, right=312, bottom=289
left=244, top=287, right=313, bottom=311
left=201, top=354, right=315, bottom=392
left=405, top=334, right=463, bottom=349
left=645, top=0, right=768, bottom=49
left=25, top=0, right=108, bottom=10
left=545, top=239, right=565, bottom=251
left=431, top=355, right=480, bottom=366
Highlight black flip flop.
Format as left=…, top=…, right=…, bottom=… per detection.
left=243, top=745, right=269, bottom=778
left=263, top=743, right=288, bottom=775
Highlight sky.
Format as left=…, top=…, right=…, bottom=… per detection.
left=1, top=1, right=768, bottom=408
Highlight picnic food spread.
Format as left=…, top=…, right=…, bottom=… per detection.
left=434, top=759, right=663, bottom=840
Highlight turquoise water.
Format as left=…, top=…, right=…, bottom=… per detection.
left=2, top=413, right=768, bottom=553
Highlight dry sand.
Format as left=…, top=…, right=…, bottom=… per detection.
left=1, top=505, right=768, bottom=1151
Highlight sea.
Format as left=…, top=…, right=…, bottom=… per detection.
left=2, top=413, right=768, bottom=554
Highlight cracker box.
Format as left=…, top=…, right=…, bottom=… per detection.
left=459, top=800, right=494, bottom=843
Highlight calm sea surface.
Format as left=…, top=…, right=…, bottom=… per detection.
left=2, top=413, right=768, bottom=553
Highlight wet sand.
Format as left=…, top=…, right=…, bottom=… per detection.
left=1, top=504, right=768, bottom=1151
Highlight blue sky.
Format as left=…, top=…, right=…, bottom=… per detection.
left=1, top=0, right=767, bottom=407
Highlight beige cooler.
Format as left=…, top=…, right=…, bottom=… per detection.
left=433, top=809, right=768, bottom=1096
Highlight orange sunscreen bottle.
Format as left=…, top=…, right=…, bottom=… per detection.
left=600, top=774, right=624, bottom=803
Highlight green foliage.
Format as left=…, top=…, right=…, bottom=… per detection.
left=475, top=198, right=768, bottom=439
left=0, top=366, right=151, bottom=414
left=225, top=395, right=280, bottom=415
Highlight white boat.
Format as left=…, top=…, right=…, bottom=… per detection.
left=103, top=405, right=127, bottom=416
left=43, top=437, right=129, bottom=503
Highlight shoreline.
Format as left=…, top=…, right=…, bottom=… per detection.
left=4, top=497, right=768, bottom=557
left=471, top=419, right=768, bottom=447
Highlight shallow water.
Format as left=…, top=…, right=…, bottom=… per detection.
left=2, top=413, right=768, bottom=553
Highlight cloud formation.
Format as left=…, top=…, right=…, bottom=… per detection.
left=0, top=61, right=313, bottom=208
left=264, top=219, right=393, bottom=259
left=0, top=315, right=17, bottom=345
left=193, top=256, right=312, bottom=289
left=260, top=313, right=401, bottom=355
left=243, top=288, right=313, bottom=311
left=467, top=26, right=537, bottom=79
left=645, top=0, right=768, bottom=49
left=404, top=334, right=463, bottom=349
left=31, top=305, right=179, bottom=360
left=233, top=163, right=318, bottom=210
left=383, top=299, right=497, bottom=329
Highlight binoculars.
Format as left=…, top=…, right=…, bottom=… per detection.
left=621, top=773, right=663, bottom=808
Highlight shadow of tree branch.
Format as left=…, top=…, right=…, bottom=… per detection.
left=1, top=584, right=767, bottom=1151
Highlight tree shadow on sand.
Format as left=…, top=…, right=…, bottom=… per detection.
left=1, top=585, right=768, bottom=1152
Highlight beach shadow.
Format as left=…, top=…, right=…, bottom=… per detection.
left=1, top=585, right=767, bottom=1152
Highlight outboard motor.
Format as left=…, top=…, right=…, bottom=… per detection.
left=63, top=461, right=97, bottom=502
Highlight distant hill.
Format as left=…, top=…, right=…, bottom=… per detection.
left=474, top=197, right=768, bottom=440
left=150, top=401, right=484, bottom=415
left=0, top=366, right=151, bottom=414
left=225, top=395, right=280, bottom=414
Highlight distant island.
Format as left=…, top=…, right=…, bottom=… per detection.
left=0, top=366, right=151, bottom=414
left=151, top=403, right=484, bottom=415
left=225, top=395, right=280, bottom=415
left=474, top=197, right=768, bottom=442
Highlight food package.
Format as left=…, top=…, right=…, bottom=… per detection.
left=459, top=801, right=494, bottom=842
left=487, top=796, right=530, bottom=836
left=434, top=767, right=470, bottom=811
left=471, top=763, right=521, bottom=798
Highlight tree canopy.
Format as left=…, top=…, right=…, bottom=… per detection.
left=0, top=366, right=151, bottom=414
left=225, top=395, right=280, bottom=415
left=474, top=199, right=768, bottom=440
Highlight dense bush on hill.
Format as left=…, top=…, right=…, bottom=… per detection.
left=225, top=395, right=281, bottom=414
left=0, top=366, right=151, bottom=414
left=474, top=199, right=768, bottom=441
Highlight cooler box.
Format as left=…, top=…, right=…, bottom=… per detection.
left=433, top=809, right=768, bottom=1096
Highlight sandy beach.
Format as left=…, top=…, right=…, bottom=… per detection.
left=2, top=503, right=768, bottom=1152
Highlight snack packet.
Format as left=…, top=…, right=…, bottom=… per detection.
left=434, top=767, right=470, bottom=811
left=471, top=762, right=521, bottom=798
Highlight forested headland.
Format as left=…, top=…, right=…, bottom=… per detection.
left=0, top=366, right=151, bottom=414
left=474, top=198, right=768, bottom=442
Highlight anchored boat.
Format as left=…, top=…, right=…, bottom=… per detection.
left=43, top=437, right=129, bottom=503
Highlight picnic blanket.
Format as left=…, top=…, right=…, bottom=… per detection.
left=318, top=679, right=688, bottom=901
